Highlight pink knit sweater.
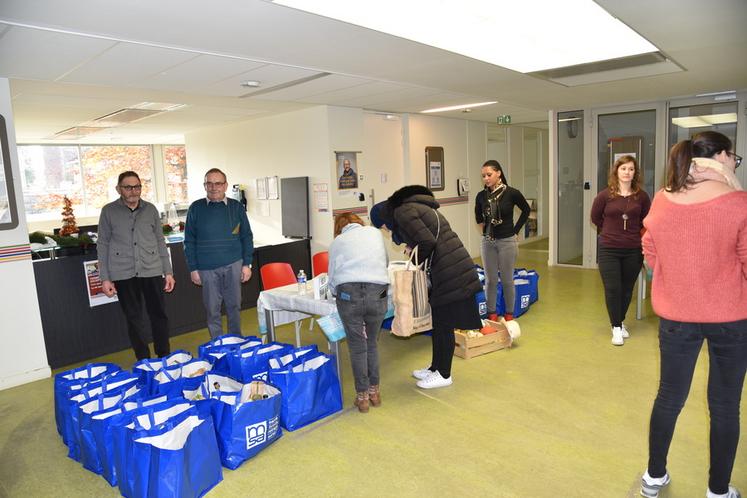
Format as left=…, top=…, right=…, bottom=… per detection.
left=642, top=190, right=747, bottom=323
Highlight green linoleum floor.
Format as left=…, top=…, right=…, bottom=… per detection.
left=0, top=248, right=744, bottom=497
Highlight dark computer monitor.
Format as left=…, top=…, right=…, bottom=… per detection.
left=280, top=176, right=310, bottom=239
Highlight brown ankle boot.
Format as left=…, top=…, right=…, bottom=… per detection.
left=354, top=391, right=369, bottom=413
left=368, top=385, right=381, bottom=407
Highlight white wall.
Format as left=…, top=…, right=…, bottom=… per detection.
left=406, top=114, right=486, bottom=258
left=0, top=78, right=51, bottom=390
left=185, top=106, right=332, bottom=256
left=185, top=107, right=490, bottom=262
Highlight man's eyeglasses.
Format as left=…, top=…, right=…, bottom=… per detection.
left=204, top=181, right=226, bottom=188
left=120, top=184, right=142, bottom=192
left=728, top=151, right=742, bottom=169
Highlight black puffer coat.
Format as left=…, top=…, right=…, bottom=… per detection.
left=387, top=185, right=482, bottom=307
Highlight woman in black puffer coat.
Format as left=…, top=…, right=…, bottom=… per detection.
left=370, top=185, right=482, bottom=389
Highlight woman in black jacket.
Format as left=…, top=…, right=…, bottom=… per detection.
left=370, top=185, right=482, bottom=389
left=474, top=160, right=530, bottom=322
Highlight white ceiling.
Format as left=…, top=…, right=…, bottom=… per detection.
left=0, top=0, right=745, bottom=144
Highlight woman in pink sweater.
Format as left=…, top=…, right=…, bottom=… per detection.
left=639, top=131, right=746, bottom=498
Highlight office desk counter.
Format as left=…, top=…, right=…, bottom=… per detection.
left=34, top=238, right=311, bottom=369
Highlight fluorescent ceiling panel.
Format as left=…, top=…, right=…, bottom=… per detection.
left=272, top=0, right=658, bottom=73
left=670, top=113, right=738, bottom=129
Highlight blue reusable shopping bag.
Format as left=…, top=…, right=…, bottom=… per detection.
left=78, top=384, right=145, bottom=475
left=267, top=345, right=319, bottom=371
left=475, top=290, right=488, bottom=318
left=269, top=352, right=343, bottom=431
left=230, top=342, right=293, bottom=383
left=132, top=351, right=193, bottom=395
left=112, top=400, right=198, bottom=498
left=210, top=382, right=283, bottom=469
left=200, top=336, right=263, bottom=376
left=182, top=373, right=245, bottom=421
left=152, top=360, right=212, bottom=397
left=63, top=371, right=140, bottom=462
left=90, top=393, right=174, bottom=487
left=500, top=278, right=532, bottom=318
left=197, top=334, right=262, bottom=359
left=514, top=268, right=540, bottom=304
left=54, top=363, right=120, bottom=437
left=128, top=411, right=223, bottom=498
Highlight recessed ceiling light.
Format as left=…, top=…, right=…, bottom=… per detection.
left=272, top=0, right=657, bottom=73
left=422, top=102, right=496, bottom=113
left=241, top=80, right=262, bottom=88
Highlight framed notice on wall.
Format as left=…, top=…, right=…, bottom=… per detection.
left=425, top=146, right=444, bottom=191
left=256, top=177, right=268, bottom=200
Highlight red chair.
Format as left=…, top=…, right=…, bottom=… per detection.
left=260, top=262, right=296, bottom=290
left=260, top=262, right=303, bottom=346
left=312, top=251, right=329, bottom=276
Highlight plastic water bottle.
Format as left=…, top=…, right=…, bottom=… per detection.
left=297, top=269, right=307, bottom=295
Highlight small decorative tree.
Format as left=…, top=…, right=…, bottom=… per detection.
left=59, top=195, right=79, bottom=237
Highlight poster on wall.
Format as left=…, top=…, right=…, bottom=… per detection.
left=256, top=177, right=268, bottom=200
left=83, top=260, right=118, bottom=307
left=313, top=183, right=329, bottom=212
left=335, top=151, right=359, bottom=190
left=267, top=176, right=279, bottom=199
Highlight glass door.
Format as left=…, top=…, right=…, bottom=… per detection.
left=556, top=110, right=585, bottom=265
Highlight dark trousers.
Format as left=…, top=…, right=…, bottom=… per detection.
left=597, top=246, right=642, bottom=326
left=431, top=325, right=456, bottom=379
left=115, top=276, right=171, bottom=360
left=336, top=282, right=389, bottom=393
left=647, top=318, right=747, bottom=494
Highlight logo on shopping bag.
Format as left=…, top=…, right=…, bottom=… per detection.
left=478, top=301, right=487, bottom=315
left=521, top=295, right=530, bottom=309
left=245, top=421, right=267, bottom=449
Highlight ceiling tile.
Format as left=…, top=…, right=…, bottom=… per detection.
left=141, top=54, right=266, bottom=93
left=0, top=24, right=116, bottom=81
left=60, top=42, right=197, bottom=86
left=208, top=64, right=322, bottom=97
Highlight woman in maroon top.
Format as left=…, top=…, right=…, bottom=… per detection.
left=590, top=155, right=650, bottom=346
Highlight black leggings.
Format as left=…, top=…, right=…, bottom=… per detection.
left=430, top=324, right=456, bottom=378
left=597, top=246, right=643, bottom=327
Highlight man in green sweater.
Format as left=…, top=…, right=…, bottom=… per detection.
left=185, top=168, right=254, bottom=338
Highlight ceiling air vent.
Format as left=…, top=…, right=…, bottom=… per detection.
left=92, top=108, right=163, bottom=127
left=530, top=51, right=683, bottom=87
left=52, top=126, right=107, bottom=140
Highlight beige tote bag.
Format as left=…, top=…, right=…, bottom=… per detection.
left=391, top=246, right=432, bottom=337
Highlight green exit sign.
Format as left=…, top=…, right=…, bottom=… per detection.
left=497, top=115, right=512, bottom=125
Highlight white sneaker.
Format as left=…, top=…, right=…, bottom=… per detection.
left=640, top=470, right=671, bottom=498
left=707, top=486, right=742, bottom=498
left=416, top=371, right=453, bottom=389
left=621, top=323, right=630, bottom=338
left=612, top=326, right=624, bottom=346
left=412, top=367, right=434, bottom=380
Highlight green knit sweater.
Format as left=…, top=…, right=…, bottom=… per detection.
left=184, top=198, right=253, bottom=271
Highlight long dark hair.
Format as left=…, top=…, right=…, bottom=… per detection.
left=482, top=160, right=508, bottom=186
left=607, top=155, right=641, bottom=197
left=666, top=131, right=732, bottom=192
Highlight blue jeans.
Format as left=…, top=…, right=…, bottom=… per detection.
left=335, top=282, right=388, bottom=393
left=647, top=318, right=747, bottom=494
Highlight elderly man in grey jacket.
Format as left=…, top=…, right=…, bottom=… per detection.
left=97, top=171, right=175, bottom=360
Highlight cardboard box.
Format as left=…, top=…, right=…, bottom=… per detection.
left=454, top=320, right=512, bottom=359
